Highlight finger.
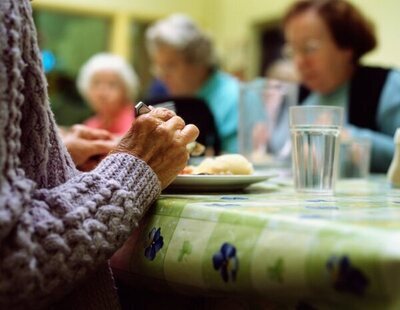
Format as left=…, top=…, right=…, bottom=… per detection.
left=179, top=124, right=199, bottom=144
left=89, top=140, right=117, bottom=156
left=150, top=107, right=176, bottom=121
left=134, top=113, right=163, bottom=129
left=78, top=126, right=114, bottom=140
left=112, top=134, right=123, bottom=143
left=163, top=116, right=186, bottom=131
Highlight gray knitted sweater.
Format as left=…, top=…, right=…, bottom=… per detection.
left=0, top=1, right=161, bottom=309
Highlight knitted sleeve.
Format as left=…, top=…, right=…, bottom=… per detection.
left=0, top=153, right=161, bottom=308
left=0, top=1, right=162, bottom=307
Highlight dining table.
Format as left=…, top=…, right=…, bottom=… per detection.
left=111, top=172, right=400, bottom=309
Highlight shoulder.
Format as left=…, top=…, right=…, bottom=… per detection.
left=386, top=68, right=400, bottom=84
left=352, top=65, right=391, bottom=84
left=215, top=71, right=240, bottom=86
left=199, top=70, right=239, bottom=104
left=380, top=68, right=400, bottom=103
left=356, top=65, right=391, bottom=75
left=378, top=67, right=400, bottom=93
left=211, top=71, right=240, bottom=96
left=350, top=65, right=392, bottom=103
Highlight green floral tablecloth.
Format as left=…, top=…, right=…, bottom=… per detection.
left=114, top=176, right=400, bottom=309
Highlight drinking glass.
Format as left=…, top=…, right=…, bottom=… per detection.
left=238, top=78, right=298, bottom=166
left=289, top=106, right=344, bottom=194
left=339, top=138, right=371, bottom=179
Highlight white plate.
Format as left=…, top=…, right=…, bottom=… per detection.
left=166, top=173, right=276, bottom=192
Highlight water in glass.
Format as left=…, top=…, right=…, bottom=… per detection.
left=291, top=125, right=340, bottom=194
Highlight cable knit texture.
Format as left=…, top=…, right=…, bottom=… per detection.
left=0, top=1, right=161, bottom=309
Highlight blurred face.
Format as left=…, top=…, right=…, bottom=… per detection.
left=86, top=71, right=128, bottom=116
left=284, top=10, right=354, bottom=94
left=151, top=45, right=208, bottom=95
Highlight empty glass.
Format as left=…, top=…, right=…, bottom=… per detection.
left=339, top=138, right=371, bottom=179
left=238, top=78, right=297, bottom=166
left=289, top=106, right=344, bottom=194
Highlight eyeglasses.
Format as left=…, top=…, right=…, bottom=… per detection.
left=151, top=61, right=187, bottom=77
left=283, top=39, right=322, bottom=58
left=151, top=64, right=176, bottom=77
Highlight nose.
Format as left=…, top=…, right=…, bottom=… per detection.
left=293, top=54, right=309, bottom=73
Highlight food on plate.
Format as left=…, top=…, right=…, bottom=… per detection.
left=181, top=154, right=254, bottom=175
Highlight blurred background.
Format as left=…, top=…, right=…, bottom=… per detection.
left=32, top=0, right=400, bottom=126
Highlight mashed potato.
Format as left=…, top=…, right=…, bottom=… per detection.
left=184, top=154, right=254, bottom=175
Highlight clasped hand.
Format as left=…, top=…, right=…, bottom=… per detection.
left=113, top=107, right=199, bottom=189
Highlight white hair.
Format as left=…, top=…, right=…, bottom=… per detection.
left=146, top=14, right=217, bottom=68
left=76, top=53, right=139, bottom=100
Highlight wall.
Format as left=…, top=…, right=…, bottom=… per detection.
left=349, top=0, right=400, bottom=67
left=33, top=0, right=400, bottom=78
left=204, top=0, right=289, bottom=77
left=33, top=0, right=207, bottom=20
left=33, top=0, right=211, bottom=59
left=205, top=0, right=400, bottom=78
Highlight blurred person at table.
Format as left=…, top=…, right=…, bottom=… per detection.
left=283, top=0, right=400, bottom=173
left=77, top=53, right=139, bottom=136
left=146, top=13, right=240, bottom=153
left=0, top=1, right=199, bottom=309
left=146, top=78, right=169, bottom=100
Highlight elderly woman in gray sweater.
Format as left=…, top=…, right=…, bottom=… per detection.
left=0, top=1, right=198, bottom=309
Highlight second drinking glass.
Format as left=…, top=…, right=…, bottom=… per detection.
left=289, top=106, right=344, bottom=194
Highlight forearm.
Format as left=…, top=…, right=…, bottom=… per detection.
left=0, top=153, right=161, bottom=308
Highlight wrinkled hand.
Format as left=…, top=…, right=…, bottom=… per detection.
left=61, top=125, right=117, bottom=171
left=113, top=108, right=199, bottom=189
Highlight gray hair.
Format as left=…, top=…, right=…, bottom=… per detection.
left=146, top=14, right=217, bottom=68
left=76, top=53, right=139, bottom=100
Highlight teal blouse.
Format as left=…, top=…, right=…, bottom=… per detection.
left=197, top=70, right=239, bottom=153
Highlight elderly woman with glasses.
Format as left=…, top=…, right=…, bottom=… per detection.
left=283, top=0, right=400, bottom=173
left=146, top=14, right=240, bottom=153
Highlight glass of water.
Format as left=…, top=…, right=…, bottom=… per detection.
left=289, top=106, right=344, bottom=194
left=339, top=138, right=371, bottom=179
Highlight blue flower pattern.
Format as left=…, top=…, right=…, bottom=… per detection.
left=327, top=255, right=369, bottom=296
left=212, top=242, right=239, bottom=282
left=144, top=227, right=164, bottom=261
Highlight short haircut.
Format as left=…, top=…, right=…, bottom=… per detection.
left=283, top=0, right=376, bottom=63
left=146, top=14, right=217, bottom=68
left=76, top=53, right=139, bottom=100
